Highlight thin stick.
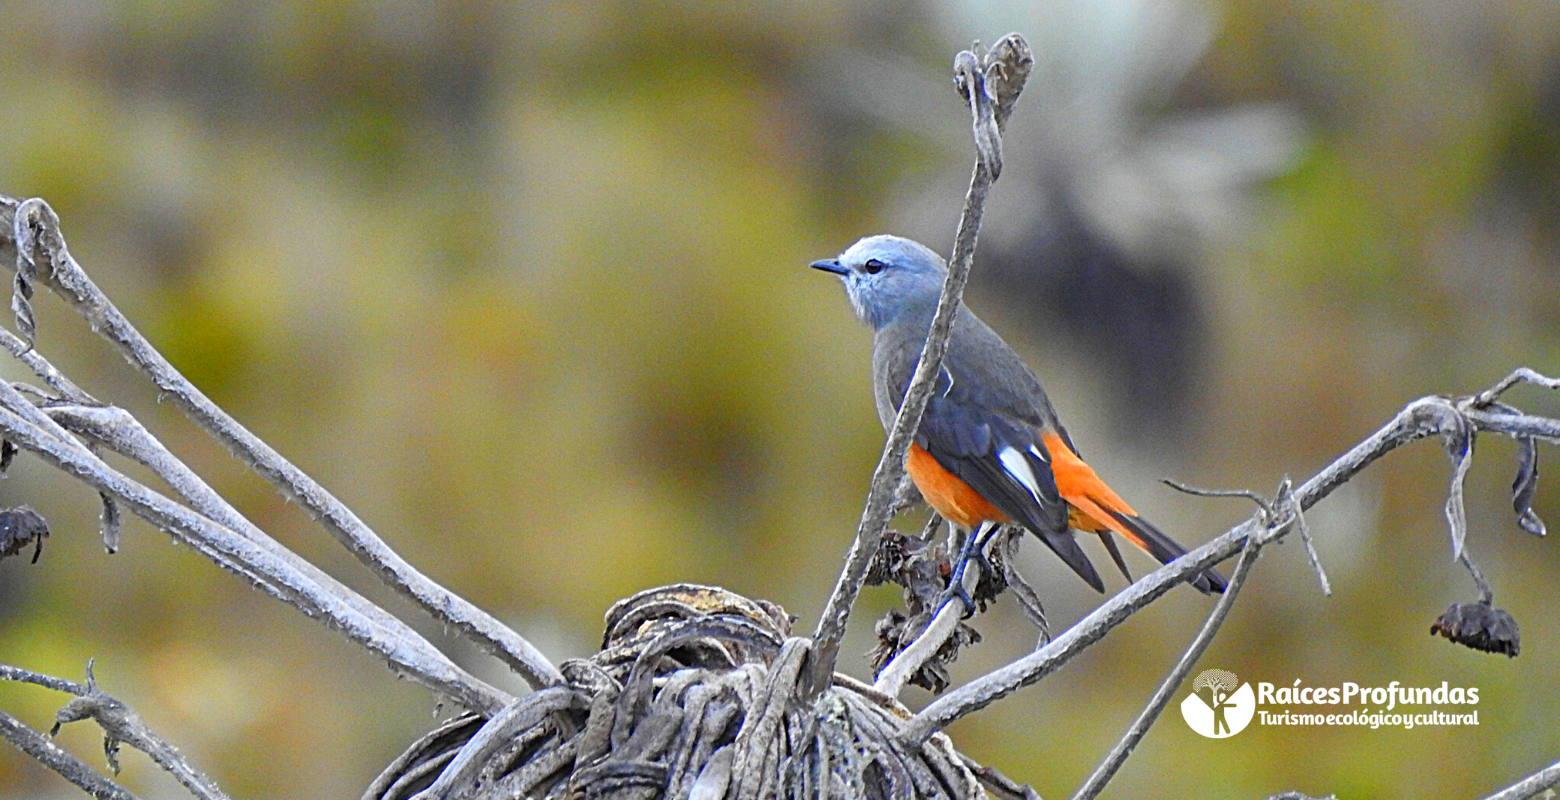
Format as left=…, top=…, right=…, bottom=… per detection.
left=1166, top=477, right=1328, bottom=594
left=1070, top=536, right=1264, bottom=800
left=0, top=708, right=140, bottom=800
left=25, top=660, right=236, bottom=800
left=1470, top=367, right=1560, bottom=408
left=1161, top=479, right=1273, bottom=517
left=0, top=663, right=87, bottom=694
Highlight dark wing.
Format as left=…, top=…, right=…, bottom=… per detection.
left=917, top=368, right=1105, bottom=592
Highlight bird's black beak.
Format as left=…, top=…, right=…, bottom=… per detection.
left=810, top=258, right=847, bottom=275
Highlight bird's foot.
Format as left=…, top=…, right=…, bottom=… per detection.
left=941, top=522, right=1000, bottom=619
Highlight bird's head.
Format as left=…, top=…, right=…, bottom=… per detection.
left=810, top=235, right=946, bottom=329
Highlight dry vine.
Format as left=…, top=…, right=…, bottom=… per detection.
left=0, top=30, right=1555, bottom=800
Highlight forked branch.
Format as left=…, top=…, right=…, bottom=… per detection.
left=1, top=661, right=226, bottom=800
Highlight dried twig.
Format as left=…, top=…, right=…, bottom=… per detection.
left=0, top=708, right=140, bottom=800
left=2, top=662, right=224, bottom=799
left=1161, top=479, right=1274, bottom=517
left=1470, top=367, right=1560, bottom=407
left=1071, top=534, right=1265, bottom=800
left=1166, top=477, right=1329, bottom=594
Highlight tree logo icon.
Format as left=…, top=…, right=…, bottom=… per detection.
left=1181, top=669, right=1256, bottom=738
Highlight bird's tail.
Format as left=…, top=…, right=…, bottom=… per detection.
left=1033, top=527, right=1105, bottom=593
left=1042, top=431, right=1228, bottom=595
left=1103, top=509, right=1228, bottom=595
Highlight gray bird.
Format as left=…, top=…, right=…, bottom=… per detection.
left=813, top=234, right=1226, bottom=595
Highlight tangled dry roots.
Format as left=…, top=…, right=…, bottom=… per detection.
left=364, top=584, right=988, bottom=800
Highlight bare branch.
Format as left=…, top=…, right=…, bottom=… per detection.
left=0, top=663, right=88, bottom=694
left=0, top=196, right=563, bottom=691
left=1470, top=367, right=1560, bottom=408
left=41, top=661, right=233, bottom=800
left=1463, top=407, right=1560, bottom=442
left=803, top=33, right=1028, bottom=699
left=1161, top=478, right=1274, bottom=517
left=1168, top=478, right=1328, bottom=595
left=1, top=661, right=230, bottom=799
left=1287, top=484, right=1331, bottom=596
left=1071, top=535, right=1264, bottom=800
left=0, top=708, right=139, bottom=800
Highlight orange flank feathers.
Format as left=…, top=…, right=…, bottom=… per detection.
left=905, top=443, right=1011, bottom=529
left=1041, top=431, right=1144, bottom=543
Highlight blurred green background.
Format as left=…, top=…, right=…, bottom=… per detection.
left=0, top=0, right=1558, bottom=797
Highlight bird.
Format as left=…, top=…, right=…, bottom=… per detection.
left=812, top=234, right=1227, bottom=596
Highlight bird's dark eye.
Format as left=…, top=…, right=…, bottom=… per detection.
left=864, top=259, right=885, bottom=274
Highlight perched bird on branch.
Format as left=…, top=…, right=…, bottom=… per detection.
left=813, top=234, right=1227, bottom=596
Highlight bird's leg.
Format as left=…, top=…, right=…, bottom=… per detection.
left=943, top=520, right=1000, bottom=617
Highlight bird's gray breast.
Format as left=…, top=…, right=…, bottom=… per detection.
left=870, top=319, right=922, bottom=432
left=870, top=307, right=1055, bottom=435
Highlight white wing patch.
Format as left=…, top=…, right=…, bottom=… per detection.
left=998, top=446, right=1045, bottom=506
left=1028, top=443, right=1048, bottom=463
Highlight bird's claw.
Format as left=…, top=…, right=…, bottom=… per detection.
left=943, top=526, right=998, bottom=619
